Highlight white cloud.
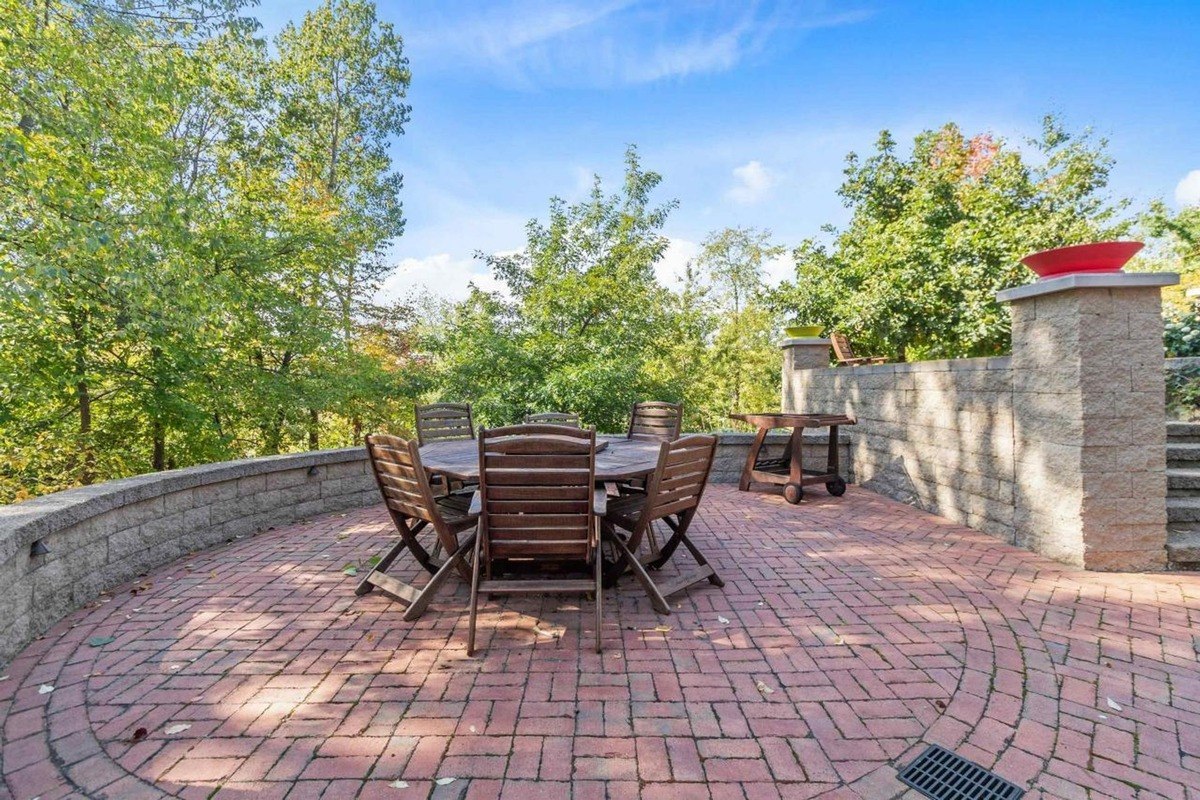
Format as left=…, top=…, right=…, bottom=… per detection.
left=654, top=237, right=700, bottom=289
left=378, top=253, right=506, bottom=303
left=726, top=160, right=776, bottom=205
left=1176, top=170, right=1200, bottom=207
left=405, top=1, right=872, bottom=88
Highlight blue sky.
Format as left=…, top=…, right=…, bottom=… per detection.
left=251, top=0, right=1200, bottom=301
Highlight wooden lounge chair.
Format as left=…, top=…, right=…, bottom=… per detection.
left=601, top=434, right=723, bottom=614
left=627, top=401, right=683, bottom=442
left=523, top=411, right=581, bottom=427
left=468, top=424, right=606, bottom=655
left=830, top=332, right=887, bottom=366
left=359, top=434, right=477, bottom=621
left=415, top=402, right=475, bottom=445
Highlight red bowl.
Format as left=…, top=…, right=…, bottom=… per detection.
left=1020, top=241, right=1144, bottom=280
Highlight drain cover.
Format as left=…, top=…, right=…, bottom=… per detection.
left=897, top=744, right=1025, bottom=800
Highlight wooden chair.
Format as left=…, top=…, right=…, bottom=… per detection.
left=524, top=411, right=581, bottom=427
left=627, top=401, right=683, bottom=441
left=415, top=402, right=475, bottom=445
left=601, top=434, right=722, bottom=614
left=415, top=402, right=476, bottom=494
left=830, top=332, right=887, bottom=366
left=359, top=434, right=477, bottom=621
left=468, top=424, right=605, bottom=655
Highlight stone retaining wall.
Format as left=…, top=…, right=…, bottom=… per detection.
left=0, top=432, right=845, bottom=665
left=784, top=358, right=1015, bottom=540
left=0, top=449, right=376, bottom=665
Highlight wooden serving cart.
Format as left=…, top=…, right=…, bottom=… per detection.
left=729, top=413, right=856, bottom=504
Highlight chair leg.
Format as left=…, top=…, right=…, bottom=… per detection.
left=402, top=532, right=477, bottom=622
left=467, top=528, right=483, bottom=657
left=679, top=532, right=724, bottom=588
left=355, top=536, right=408, bottom=596
left=594, top=539, right=603, bottom=653
left=605, top=528, right=670, bottom=615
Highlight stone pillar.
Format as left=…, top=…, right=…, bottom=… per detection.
left=998, top=273, right=1178, bottom=571
left=781, top=338, right=831, bottom=411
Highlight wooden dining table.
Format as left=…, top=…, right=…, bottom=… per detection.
left=418, top=434, right=664, bottom=484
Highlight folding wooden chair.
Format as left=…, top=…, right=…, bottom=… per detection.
left=830, top=332, right=887, bottom=366
left=415, top=402, right=475, bottom=445
left=468, top=424, right=606, bottom=655
left=359, top=434, right=477, bottom=621
left=602, top=434, right=723, bottom=614
left=627, top=401, right=683, bottom=442
left=415, top=402, right=476, bottom=495
left=523, top=411, right=581, bottom=427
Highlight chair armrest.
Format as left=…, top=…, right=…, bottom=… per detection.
left=468, top=490, right=482, bottom=517
left=593, top=488, right=608, bottom=516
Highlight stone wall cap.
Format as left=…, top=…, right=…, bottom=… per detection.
left=780, top=337, right=832, bottom=347
left=0, top=447, right=365, bottom=549
left=996, top=272, right=1179, bottom=303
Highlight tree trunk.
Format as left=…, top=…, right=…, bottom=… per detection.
left=308, top=408, right=319, bottom=449
left=152, top=419, right=166, bottom=471
left=69, top=311, right=95, bottom=484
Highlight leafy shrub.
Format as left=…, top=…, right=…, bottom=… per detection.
left=1166, top=364, right=1200, bottom=421
left=1165, top=308, right=1200, bottom=358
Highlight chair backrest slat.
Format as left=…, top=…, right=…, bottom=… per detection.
left=415, top=403, right=475, bottom=446
left=479, top=424, right=596, bottom=560
left=365, top=433, right=441, bottom=527
left=627, top=401, right=683, bottom=442
left=830, top=332, right=855, bottom=363
left=524, top=411, right=581, bottom=427
left=641, top=434, right=717, bottom=526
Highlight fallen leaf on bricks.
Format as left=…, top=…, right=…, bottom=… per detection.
left=389, top=780, right=409, bottom=789
left=38, top=685, right=54, bottom=694
left=164, top=724, right=191, bottom=735
left=756, top=680, right=775, bottom=695
left=434, top=777, right=456, bottom=786
left=1106, top=698, right=1122, bottom=711
left=717, top=616, right=730, bottom=625
left=87, top=636, right=116, bottom=647
left=128, top=727, right=148, bottom=743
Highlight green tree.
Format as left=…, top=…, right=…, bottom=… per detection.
left=691, top=227, right=785, bottom=425
left=769, top=117, right=1129, bottom=360
left=424, top=147, right=684, bottom=432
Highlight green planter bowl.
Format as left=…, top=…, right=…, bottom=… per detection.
left=785, top=325, right=824, bottom=338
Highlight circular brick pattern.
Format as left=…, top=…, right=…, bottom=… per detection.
left=2, top=486, right=1199, bottom=799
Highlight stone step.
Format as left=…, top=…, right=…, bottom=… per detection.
left=1166, top=527, right=1200, bottom=569
left=1167, top=421, right=1200, bottom=443
left=1167, top=443, right=1200, bottom=467
left=1168, top=469, right=1200, bottom=497
left=1167, top=497, right=1200, bottom=523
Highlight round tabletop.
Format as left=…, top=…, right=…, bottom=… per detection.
left=419, top=434, right=662, bottom=482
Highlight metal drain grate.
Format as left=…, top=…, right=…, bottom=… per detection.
left=897, top=744, right=1025, bottom=800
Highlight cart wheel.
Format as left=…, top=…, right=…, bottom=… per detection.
left=826, top=477, right=847, bottom=497
left=784, top=483, right=804, bottom=504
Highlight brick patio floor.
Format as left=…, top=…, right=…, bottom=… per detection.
left=2, top=486, right=1199, bottom=800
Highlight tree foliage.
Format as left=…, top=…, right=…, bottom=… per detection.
left=768, top=118, right=1130, bottom=360
left=0, top=0, right=413, bottom=501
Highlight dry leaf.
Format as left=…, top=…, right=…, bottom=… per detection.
left=164, top=724, right=191, bottom=735
left=434, top=777, right=456, bottom=786
left=532, top=626, right=560, bottom=639
left=129, top=727, right=148, bottom=743
left=755, top=680, right=775, bottom=695
left=87, top=635, right=116, bottom=647
left=717, top=615, right=730, bottom=625
left=390, top=780, right=410, bottom=788
left=1106, top=698, right=1122, bottom=711
left=654, top=625, right=671, bottom=633
left=209, top=571, right=218, bottom=580
left=38, top=684, right=54, bottom=694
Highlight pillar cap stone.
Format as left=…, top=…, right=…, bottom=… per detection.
left=996, top=272, right=1178, bottom=304
left=780, top=337, right=831, bottom=348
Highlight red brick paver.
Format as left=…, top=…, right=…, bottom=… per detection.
left=2, top=486, right=1199, bottom=799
